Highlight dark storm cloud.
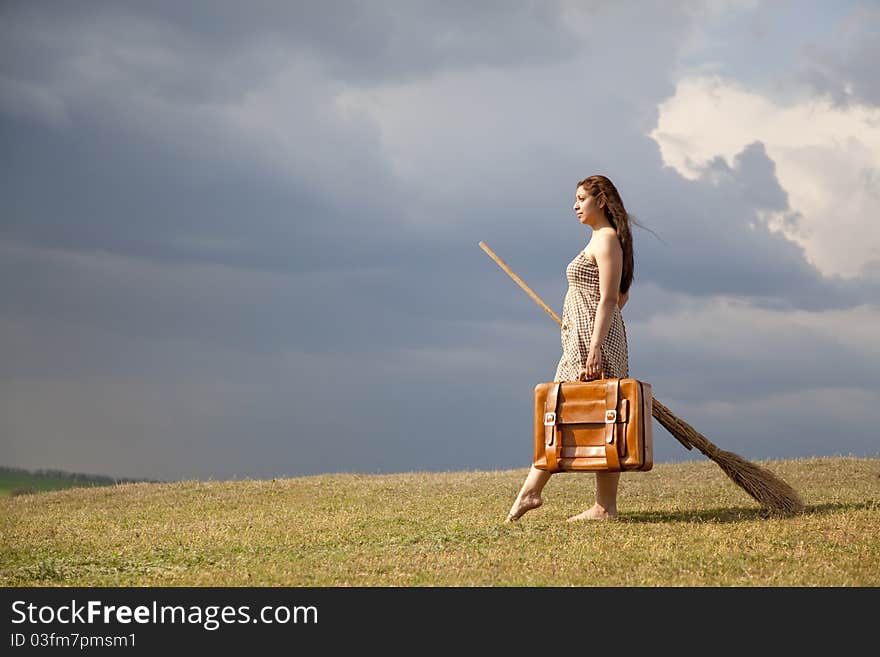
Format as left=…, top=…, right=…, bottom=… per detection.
left=0, top=1, right=581, bottom=89
left=0, top=112, right=406, bottom=275
left=1, top=0, right=583, bottom=275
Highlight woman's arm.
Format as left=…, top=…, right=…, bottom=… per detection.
left=582, top=234, right=623, bottom=379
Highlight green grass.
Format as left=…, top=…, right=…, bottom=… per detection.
left=0, top=469, right=118, bottom=497
left=1, top=457, right=877, bottom=586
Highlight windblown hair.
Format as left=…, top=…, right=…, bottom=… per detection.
left=577, top=175, right=641, bottom=295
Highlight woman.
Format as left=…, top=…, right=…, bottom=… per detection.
left=506, top=174, right=635, bottom=522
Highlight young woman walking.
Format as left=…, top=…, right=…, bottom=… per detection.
left=506, top=174, right=636, bottom=522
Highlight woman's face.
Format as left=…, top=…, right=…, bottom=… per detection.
left=573, top=186, right=600, bottom=225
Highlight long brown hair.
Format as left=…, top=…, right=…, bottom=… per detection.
left=577, top=175, right=640, bottom=295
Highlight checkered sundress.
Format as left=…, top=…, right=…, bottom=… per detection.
left=554, top=247, right=629, bottom=382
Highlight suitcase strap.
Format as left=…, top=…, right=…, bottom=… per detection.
left=543, top=382, right=561, bottom=471
left=604, top=379, right=621, bottom=471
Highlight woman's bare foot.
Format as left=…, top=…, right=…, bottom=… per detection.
left=566, top=503, right=618, bottom=522
left=505, top=493, right=543, bottom=522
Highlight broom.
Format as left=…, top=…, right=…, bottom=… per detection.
left=478, top=241, right=804, bottom=515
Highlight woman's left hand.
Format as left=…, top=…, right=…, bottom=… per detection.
left=579, top=348, right=603, bottom=381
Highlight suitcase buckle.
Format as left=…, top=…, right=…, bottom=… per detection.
left=605, top=409, right=617, bottom=424
left=543, top=412, right=556, bottom=426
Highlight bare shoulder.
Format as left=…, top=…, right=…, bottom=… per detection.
left=589, top=229, right=622, bottom=260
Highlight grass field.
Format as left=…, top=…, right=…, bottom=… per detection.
left=1, top=457, right=877, bottom=586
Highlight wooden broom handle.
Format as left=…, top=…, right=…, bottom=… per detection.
left=478, top=241, right=563, bottom=327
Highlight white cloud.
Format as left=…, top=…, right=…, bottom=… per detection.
left=650, top=75, right=880, bottom=279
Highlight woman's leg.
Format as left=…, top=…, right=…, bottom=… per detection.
left=566, top=471, right=620, bottom=521
left=505, top=466, right=552, bottom=522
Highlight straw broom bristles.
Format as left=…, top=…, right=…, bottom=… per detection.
left=651, top=398, right=804, bottom=514
left=479, top=241, right=805, bottom=515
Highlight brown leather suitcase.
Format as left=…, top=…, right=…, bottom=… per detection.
left=533, top=378, right=653, bottom=472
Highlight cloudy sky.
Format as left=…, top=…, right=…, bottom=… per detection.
left=2, top=0, right=878, bottom=482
